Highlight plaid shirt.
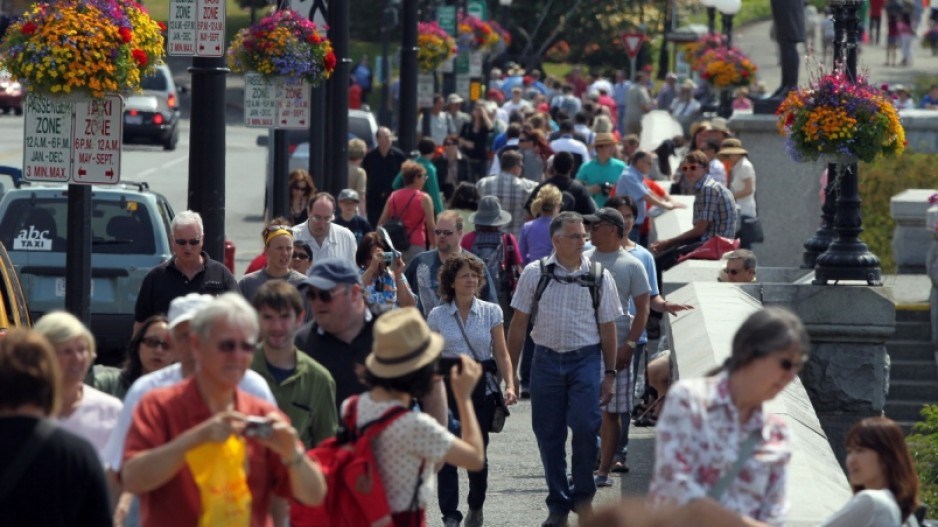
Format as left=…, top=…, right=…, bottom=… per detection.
left=476, top=172, right=536, bottom=236
left=693, top=174, right=737, bottom=240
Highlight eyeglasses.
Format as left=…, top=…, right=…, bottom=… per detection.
left=292, top=253, right=311, bottom=261
left=310, top=214, right=334, bottom=223
left=777, top=356, right=807, bottom=373
left=174, top=238, right=201, bottom=246
left=726, top=268, right=747, bottom=276
left=216, top=339, right=257, bottom=353
left=141, top=336, right=171, bottom=350
left=558, top=233, right=589, bottom=241
left=264, top=224, right=292, bottom=235
left=680, top=164, right=702, bottom=171
left=434, top=229, right=455, bottom=236
left=306, top=286, right=347, bottom=303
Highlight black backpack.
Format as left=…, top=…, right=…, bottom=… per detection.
left=469, top=231, right=517, bottom=294
left=529, top=257, right=603, bottom=326
left=383, top=191, right=419, bottom=252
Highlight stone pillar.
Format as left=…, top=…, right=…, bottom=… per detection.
left=890, top=189, right=937, bottom=274
left=762, top=284, right=895, bottom=464
left=929, top=237, right=938, bottom=348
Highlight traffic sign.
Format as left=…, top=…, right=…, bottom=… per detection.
left=23, top=96, right=71, bottom=183
left=276, top=77, right=311, bottom=129
left=244, top=73, right=276, bottom=128
left=437, top=6, right=457, bottom=37
left=623, top=33, right=645, bottom=59
left=467, top=0, right=486, bottom=20
left=71, top=96, right=123, bottom=184
left=167, top=0, right=196, bottom=55
left=23, top=94, right=124, bottom=185
left=167, top=0, right=225, bottom=57
left=417, top=73, right=435, bottom=108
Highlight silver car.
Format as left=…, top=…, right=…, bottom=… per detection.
left=123, top=64, right=182, bottom=150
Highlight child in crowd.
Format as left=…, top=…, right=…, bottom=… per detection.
left=333, top=189, right=373, bottom=243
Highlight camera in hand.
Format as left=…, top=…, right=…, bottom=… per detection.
left=243, top=416, right=274, bottom=439
left=437, top=356, right=463, bottom=375
left=600, top=182, right=614, bottom=196
left=383, top=251, right=396, bottom=265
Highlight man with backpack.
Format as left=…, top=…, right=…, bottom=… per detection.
left=506, top=212, right=623, bottom=527
left=461, top=196, right=523, bottom=328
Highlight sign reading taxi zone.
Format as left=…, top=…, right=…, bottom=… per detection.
left=167, top=0, right=225, bottom=57
left=23, top=94, right=123, bottom=185
left=243, top=74, right=311, bottom=129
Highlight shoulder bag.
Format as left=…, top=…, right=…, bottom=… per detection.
left=707, top=429, right=762, bottom=500
left=453, top=311, right=510, bottom=433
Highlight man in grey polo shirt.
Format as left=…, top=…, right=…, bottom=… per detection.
left=507, top=211, right=623, bottom=527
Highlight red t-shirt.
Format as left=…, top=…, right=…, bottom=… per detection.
left=124, top=377, right=293, bottom=527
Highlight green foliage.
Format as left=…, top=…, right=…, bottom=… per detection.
left=907, top=405, right=938, bottom=513
left=858, top=152, right=938, bottom=273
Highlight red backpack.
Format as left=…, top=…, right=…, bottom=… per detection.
left=290, top=395, right=411, bottom=527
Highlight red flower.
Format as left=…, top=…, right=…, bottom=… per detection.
left=309, top=32, right=322, bottom=44
left=323, top=51, right=336, bottom=71
left=119, top=27, right=133, bottom=43
left=741, top=69, right=749, bottom=77
left=21, top=22, right=36, bottom=35
left=132, top=49, right=148, bottom=66
left=158, top=21, right=168, bottom=32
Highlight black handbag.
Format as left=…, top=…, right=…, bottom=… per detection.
left=737, top=215, right=765, bottom=245
left=453, top=312, right=510, bottom=433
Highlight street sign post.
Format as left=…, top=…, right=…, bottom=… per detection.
left=244, top=73, right=277, bottom=128
left=23, top=94, right=123, bottom=185
left=622, top=33, right=645, bottom=80
left=467, top=0, right=486, bottom=20
left=437, top=5, right=457, bottom=36
left=276, top=77, right=311, bottom=129
left=167, top=0, right=225, bottom=57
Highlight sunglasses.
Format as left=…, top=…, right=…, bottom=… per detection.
left=777, top=356, right=807, bottom=373
left=141, top=336, right=171, bottom=350
left=174, top=238, right=201, bottom=246
left=434, top=229, right=455, bottom=236
left=292, top=253, right=311, bottom=261
left=216, top=339, right=257, bottom=353
left=306, top=286, right=346, bottom=303
left=680, top=164, right=702, bottom=171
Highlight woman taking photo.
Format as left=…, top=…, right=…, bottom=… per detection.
left=820, top=417, right=921, bottom=527
left=459, top=103, right=494, bottom=181
left=378, top=161, right=436, bottom=263
left=356, top=231, right=417, bottom=315
left=94, top=315, right=173, bottom=400
left=649, top=307, right=808, bottom=526
left=427, top=254, right=517, bottom=527
left=288, top=169, right=317, bottom=226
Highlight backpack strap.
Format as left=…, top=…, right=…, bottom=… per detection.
left=346, top=396, right=411, bottom=442
left=529, top=257, right=554, bottom=325
left=529, top=257, right=604, bottom=327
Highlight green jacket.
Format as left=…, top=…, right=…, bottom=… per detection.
left=392, top=156, right=444, bottom=215
left=251, top=348, right=338, bottom=449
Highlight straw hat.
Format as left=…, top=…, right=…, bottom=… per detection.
left=470, top=195, right=512, bottom=227
left=365, top=307, right=443, bottom=378
left=710, top=117, right=732, bottom=134
left=718, top=138, right=748, bottom=156
left=593, top=133, right=617, bottom=147
left=681, top=79, right=697, bottom=91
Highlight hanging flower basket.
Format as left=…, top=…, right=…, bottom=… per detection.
left=457, top=14, right=499, bottom=54
left=417, top=22, right=456, bottom=72
left=696, top=47, right=757, bottom=89
left=227, top=9, right=336, bottom=87
left=488, top=20, right=512, bottom=55
left=776, top=71, right=906, bottom=163
left=0, top=0, right=165, bottom=99
left=684, top=33, right=726, bottom=73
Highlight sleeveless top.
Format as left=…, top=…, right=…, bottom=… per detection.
left=388, top=188, right=428, bottom=248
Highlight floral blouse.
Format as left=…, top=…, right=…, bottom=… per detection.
left=360, top=268, right=412, bottom=315
left=649, top=371, right=792, bottom=526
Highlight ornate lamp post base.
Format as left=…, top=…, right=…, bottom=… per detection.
left=802, top=162, right=838, bottom=268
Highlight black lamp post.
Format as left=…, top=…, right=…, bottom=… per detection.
left=812, top=0, right=882, bottom=285
left=716, top=2, right=739, bottom=118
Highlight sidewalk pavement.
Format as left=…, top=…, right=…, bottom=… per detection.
left=733, top=17, right=938, bottom=98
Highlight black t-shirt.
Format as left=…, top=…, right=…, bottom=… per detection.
left=134, top=252, right=239, bottom=322
left=0, top=417, right=111, bottom=527
left=524, top=176, right=597, bottom=216
left=333, top=215, right=373, bottom=243
left=362, top=147, right=408, bottom=226
left=295, top=316, right=375, bottom=410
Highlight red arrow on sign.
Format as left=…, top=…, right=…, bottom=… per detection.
left=78, top=168, right=87, bottom=177
left=622, top=33, right=645, bottom=59
left=106, top=169, right=114, bottom=179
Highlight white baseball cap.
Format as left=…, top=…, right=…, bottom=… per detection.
left=167, top=293, right=214, bottom=329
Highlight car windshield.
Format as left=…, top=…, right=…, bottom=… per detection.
left=0, top=197, right=156, bottom=255
left=141, top=72, right=168, bottom=91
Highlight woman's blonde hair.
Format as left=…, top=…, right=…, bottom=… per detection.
left=592, top=115, right=614, bottom=134
left=531, top=184, right=562, bottom=217
left=34, top=311, right=97, bottom=360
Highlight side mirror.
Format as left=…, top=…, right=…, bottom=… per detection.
left=256, top=135, right=269, bottom=147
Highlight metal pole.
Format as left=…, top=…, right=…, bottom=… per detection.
left=328, top=0, right=350, bottom=194
left=379, top=1, right=393, bottom=127
left=65, top=185, right=91, bottom=326
left=187, top=56, right=228, bottom=262
left=707, top=6, right=716, bottom=34
left=399, top=0, right=418, bottom=154
left=271, top=129, right=289, bottom=219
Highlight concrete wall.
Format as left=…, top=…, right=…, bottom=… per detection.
left=891, top=189, right=937, bottom=274
left=665, top=282, right=852, bottom=525
left=898, top=110, right=938, bottom=154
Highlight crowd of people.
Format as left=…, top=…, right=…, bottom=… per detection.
left=0, top=60, right=926, bottom=527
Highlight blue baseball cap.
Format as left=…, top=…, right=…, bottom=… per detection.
left=300, top=258, right=362, bottom=290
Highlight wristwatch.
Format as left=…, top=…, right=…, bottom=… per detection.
left=604, top=368, right=617, bottom=376
left=626, top=340, right=637, bottom=349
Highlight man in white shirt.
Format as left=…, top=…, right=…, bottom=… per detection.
left=292, top=192, right=358, bottom=267
left=507, top=212, right=623, bottom=527
left=502, top=86, right=532, bottom=118
left=422, top=94, right=450, bottom=145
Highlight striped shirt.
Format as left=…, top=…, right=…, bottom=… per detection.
left=476, top=172, right=537, bottom=236
left=693, top=174, right=737, bottom=240
left=511, top=254, right=623, bottom=352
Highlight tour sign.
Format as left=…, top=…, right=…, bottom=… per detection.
left=23, top=94, right=124, bottom=185
left=243, top=74, right=311, bottom=129
left=167, top=0, right=225, bottom=57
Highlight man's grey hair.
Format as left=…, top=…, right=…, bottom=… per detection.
left=725, top=249, right=757, bottom=270
left=171, top=210, right=204, bottom=236
left=549, top=211, right=584, bottom=238
left=190, top=293, right=259, bottom=343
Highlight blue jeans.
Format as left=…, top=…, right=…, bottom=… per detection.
left=530, top=343, right=602, bottom=514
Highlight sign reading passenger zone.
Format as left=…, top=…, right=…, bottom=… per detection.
left=167, top=0, right=225, bottom=57
left=23, top=94, right=124, bottom=185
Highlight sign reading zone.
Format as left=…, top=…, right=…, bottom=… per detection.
left=167, top=0, right=225, bottom=57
